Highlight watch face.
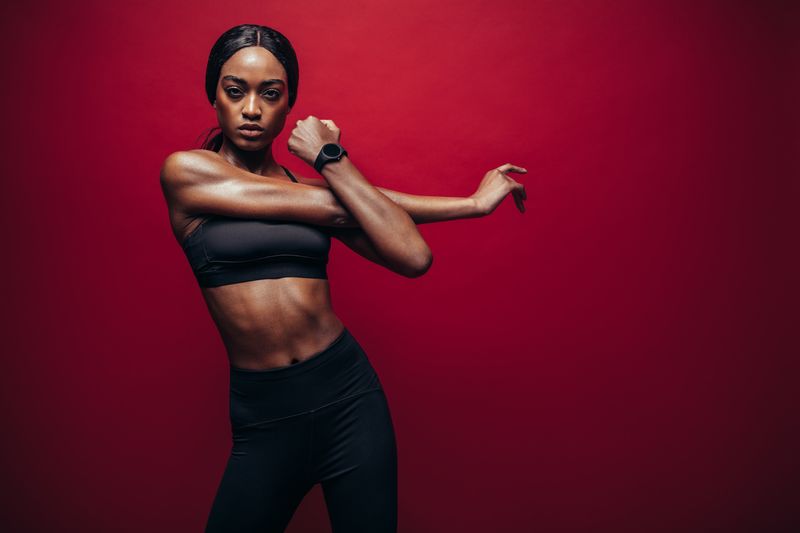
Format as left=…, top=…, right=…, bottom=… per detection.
left=322, top=143, right=342, bottom=158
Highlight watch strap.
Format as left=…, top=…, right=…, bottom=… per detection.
left=314, top=143, right=348, bottom=173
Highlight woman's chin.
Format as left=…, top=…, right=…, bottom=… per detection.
left=234, top=138, right=271, bottom=151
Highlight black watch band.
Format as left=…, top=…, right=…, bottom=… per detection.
left=314, top=143, right=348, bottom=173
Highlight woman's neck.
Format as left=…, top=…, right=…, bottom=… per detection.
left=218, top=136, right=282, bottom=177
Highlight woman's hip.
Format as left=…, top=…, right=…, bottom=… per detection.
left=228, top=327, right=383, bottom=432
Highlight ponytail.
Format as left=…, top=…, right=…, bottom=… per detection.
left=196, top=126, right=223, bottom=152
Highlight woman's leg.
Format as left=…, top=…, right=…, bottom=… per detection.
left=314, top=388, right=399, bottom=533
left=205, top=414, right=315, bottom=533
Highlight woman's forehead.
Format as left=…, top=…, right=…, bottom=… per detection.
left=221, top=47, right=286, bottom=80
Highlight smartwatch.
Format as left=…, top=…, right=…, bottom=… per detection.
left=314, top=143, right=348, bottom=173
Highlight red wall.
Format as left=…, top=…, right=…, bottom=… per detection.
left=1, top=1, right=796, bottom=531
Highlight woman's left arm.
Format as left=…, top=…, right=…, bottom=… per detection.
left=293, top=172, right=528, bottom=224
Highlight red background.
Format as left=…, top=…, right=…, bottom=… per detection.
left=1, top=1, right=796, bottom=531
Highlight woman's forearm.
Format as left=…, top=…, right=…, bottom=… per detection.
left=373, top=187, right=483, bottom=224
left=321, top=156, right=432, bottom=276
left=313, top=180, right=484, bottom=227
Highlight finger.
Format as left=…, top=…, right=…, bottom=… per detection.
left=512, top=190, right=525, bottom=213
left=520, top=184, right=527, bottom=200
left=498, top=163, right=528, bottom=174
left=320, top=119, right=338, bottom=131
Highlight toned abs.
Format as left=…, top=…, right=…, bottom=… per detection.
left=170, top=194, right=344, bottom=371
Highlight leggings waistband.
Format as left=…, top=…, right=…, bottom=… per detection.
left=228, top=327, right=383, bottom=431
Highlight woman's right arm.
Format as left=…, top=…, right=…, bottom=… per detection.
left=159, top=149, right=360, bottom=227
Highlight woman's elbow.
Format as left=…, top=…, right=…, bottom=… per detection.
left=403, top=249, right=433, bottom=278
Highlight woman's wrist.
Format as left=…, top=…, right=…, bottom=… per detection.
left=468, top=195, right=486, bottom=217
left=317, top=154, right=351, bottom=180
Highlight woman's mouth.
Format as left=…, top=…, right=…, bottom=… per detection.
left=238, top=128, right=264, bottom=139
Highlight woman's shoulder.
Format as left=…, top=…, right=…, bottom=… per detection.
left=159, top=149, right=229, bottom=189
left=161, top=149, right=220, bottom=172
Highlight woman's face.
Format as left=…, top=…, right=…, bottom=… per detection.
left=214, top=46, right=291, bottom=150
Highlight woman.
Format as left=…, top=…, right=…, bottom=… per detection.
left=159, top=24, right=527, bottom=533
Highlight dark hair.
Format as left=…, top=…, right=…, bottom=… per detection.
left=197, top=24, right=299, bottom=152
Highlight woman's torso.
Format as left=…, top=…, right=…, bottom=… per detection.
left=168, top=157, right=345, bottom=370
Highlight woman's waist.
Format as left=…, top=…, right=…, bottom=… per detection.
left=227, top=327, right=383, bottom=431
left=220, top=311, right=346, bottom=368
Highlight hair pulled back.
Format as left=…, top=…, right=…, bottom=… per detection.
left=197, top=24, right=299, bottom=151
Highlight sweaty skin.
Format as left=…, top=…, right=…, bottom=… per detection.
left=161, top=46, right=528, bottom=370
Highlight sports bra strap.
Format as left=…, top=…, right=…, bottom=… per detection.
left=280, top=165, right=298, bottom=183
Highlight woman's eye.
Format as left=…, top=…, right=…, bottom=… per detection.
left=224, top=88, right=279, bottom=99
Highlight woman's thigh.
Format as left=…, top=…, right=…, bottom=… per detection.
left=314, top=388, right=398, bottom=533
left=205, top=414, right=315, bottom=533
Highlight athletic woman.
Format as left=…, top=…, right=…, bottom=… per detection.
left=159, top=24, right=527, bottom=533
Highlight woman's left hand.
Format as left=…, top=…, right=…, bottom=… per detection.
left=288, top=115, right=341, bottom=167
left=470, top=163, right=528, bottom=216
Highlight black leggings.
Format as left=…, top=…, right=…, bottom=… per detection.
left=205, top=327, right=398, bottom=532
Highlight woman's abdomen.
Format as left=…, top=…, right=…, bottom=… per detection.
left=199, top=277, right=346, bottom=369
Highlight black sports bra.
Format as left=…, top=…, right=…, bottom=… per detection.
left=180, top=165, right=331, bottom=288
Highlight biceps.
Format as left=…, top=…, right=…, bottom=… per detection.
left=177, top=178, right=311, bottom=220
left=161, top=152, right=345, bottom=226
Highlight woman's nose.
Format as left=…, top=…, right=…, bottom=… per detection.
left=242, top=95, right=261, bottom=118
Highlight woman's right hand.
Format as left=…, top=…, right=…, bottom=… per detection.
left=288, top=115, right=342, bottom=168
left=470, top=163, right=528, bottom=216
